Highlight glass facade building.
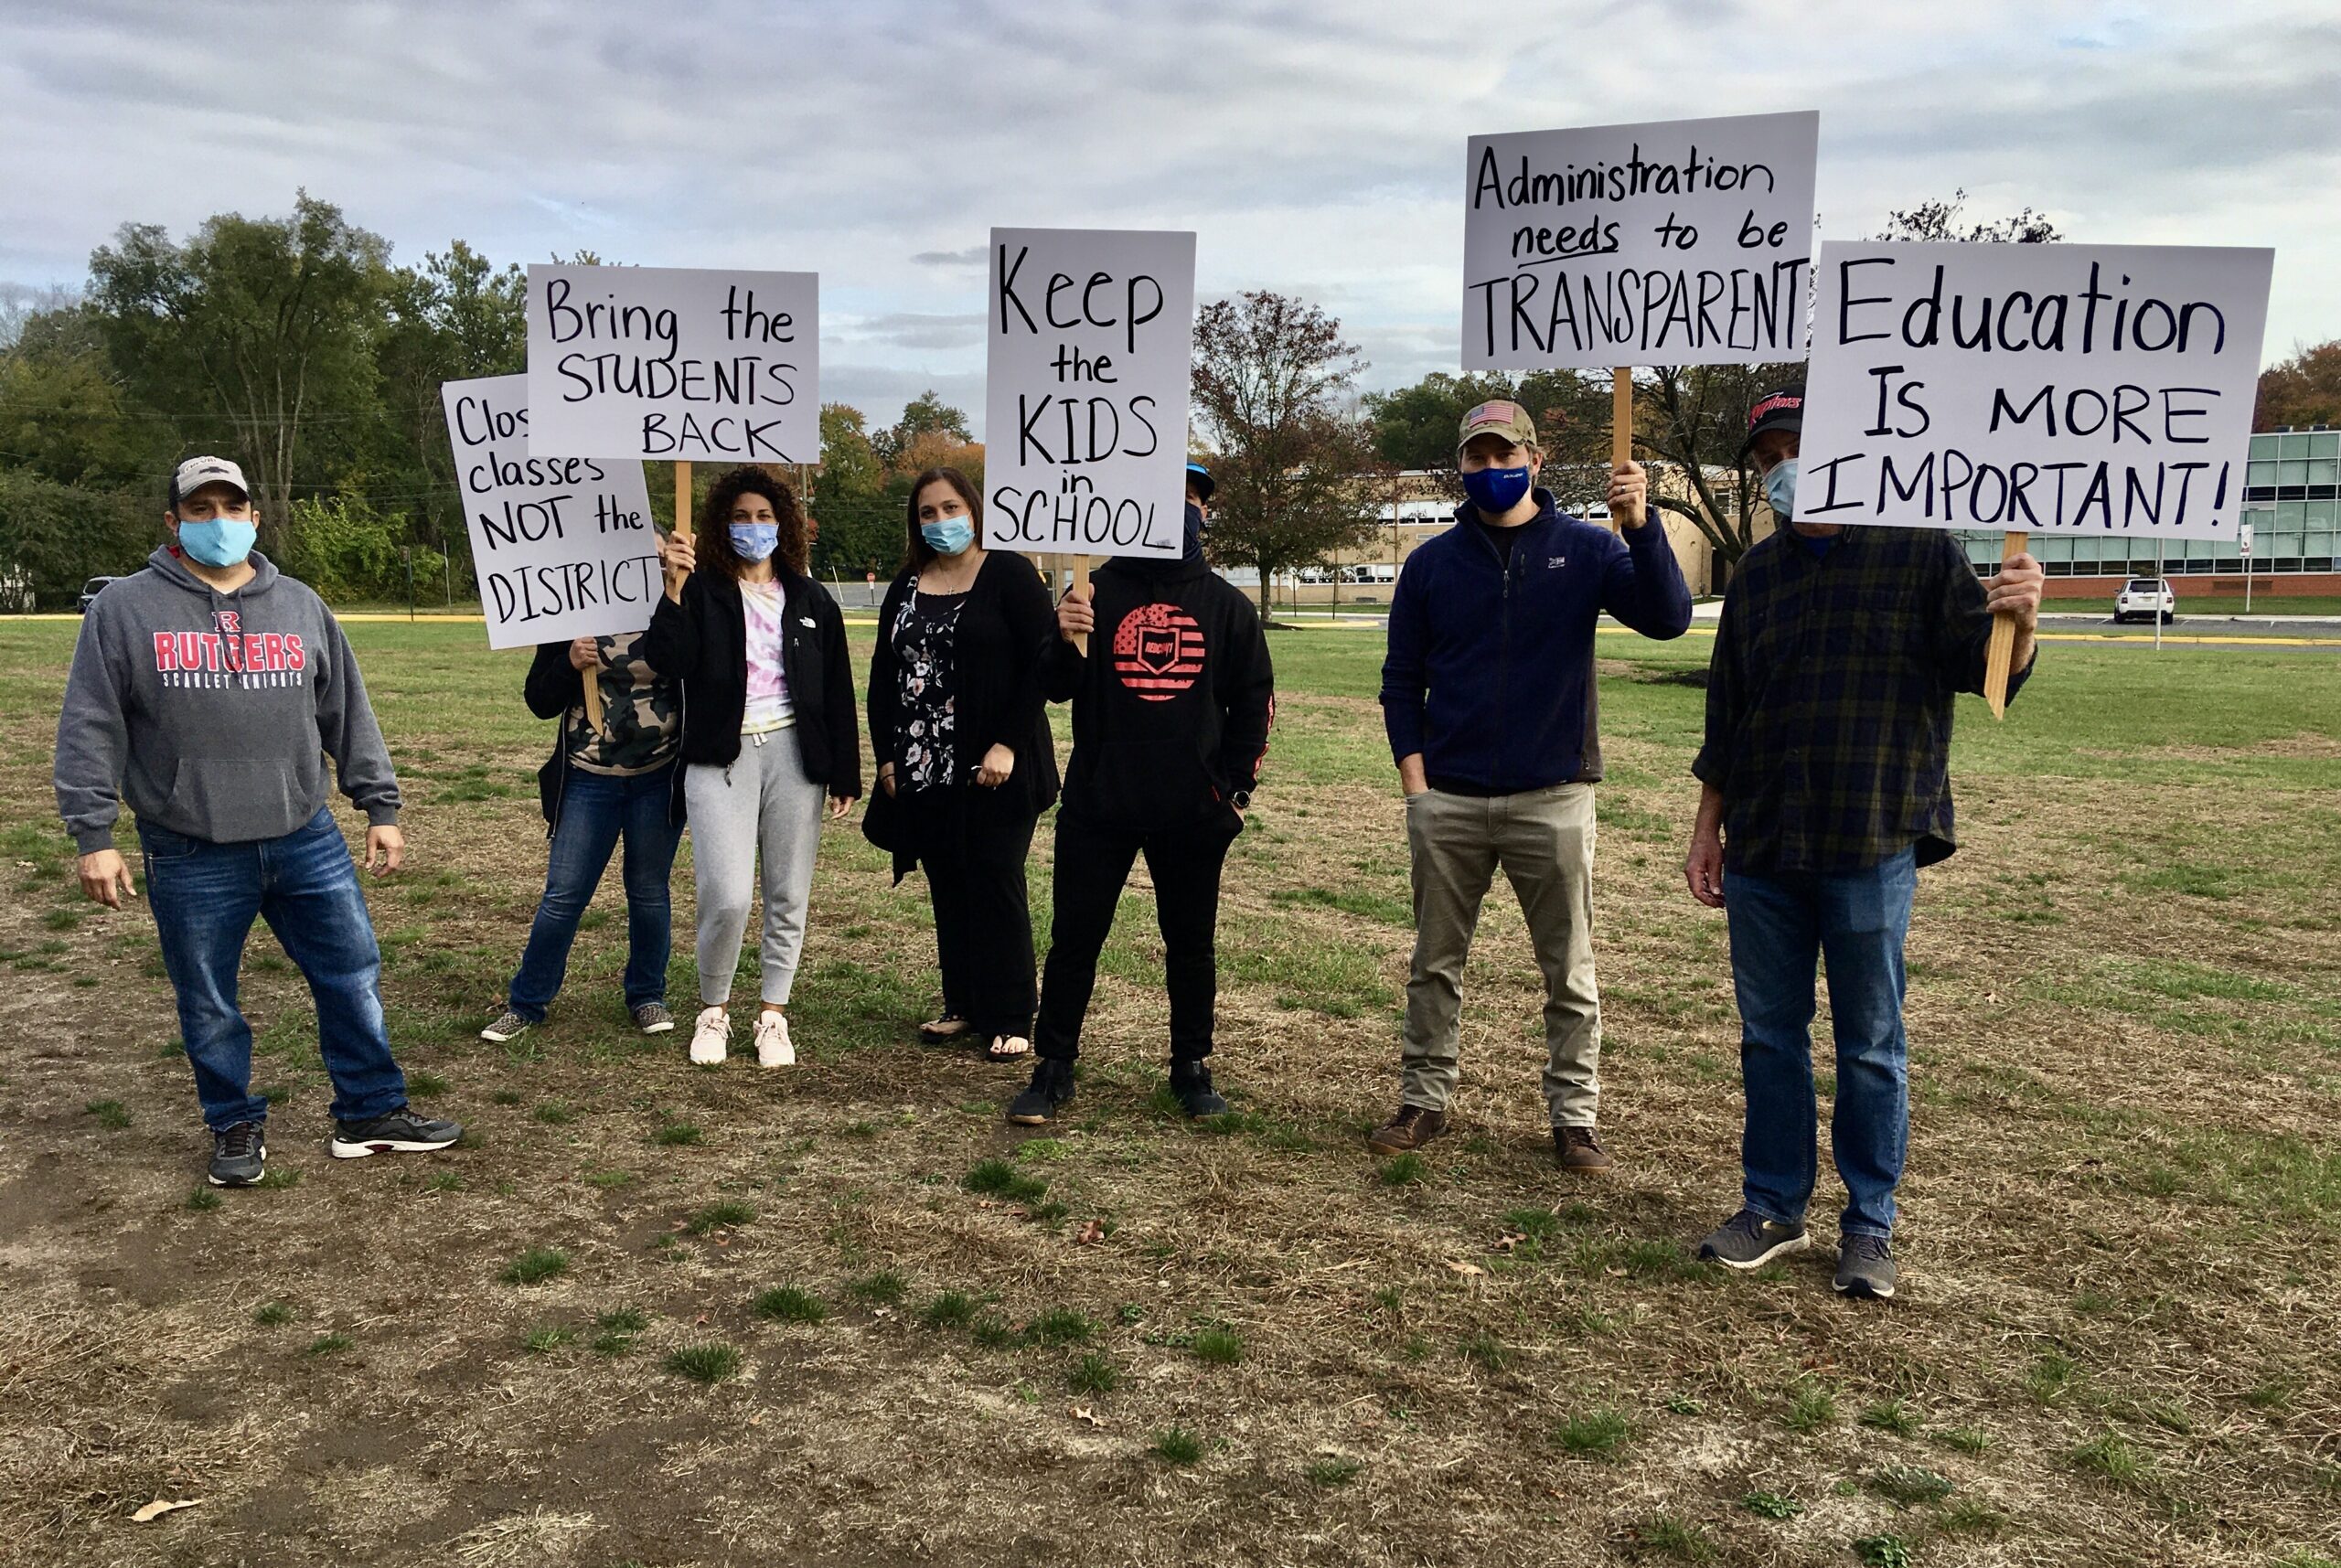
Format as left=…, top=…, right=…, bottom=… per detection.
left=1958, top=429, right=2339, bottom=577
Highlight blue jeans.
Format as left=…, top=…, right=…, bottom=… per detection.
left=508, top=763, right=682, bottom=1021
left=140, top=806, right=407, bottom=1132
left=1724, top=848, right=1917, bottom=1239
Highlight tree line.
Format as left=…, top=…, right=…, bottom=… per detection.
left=5, top=190, right=2325, bottom=611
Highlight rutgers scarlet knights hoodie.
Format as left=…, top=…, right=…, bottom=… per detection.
left=55, top=546, right=401, bottom=853
left=1041, top=552, right=1274, bottom=833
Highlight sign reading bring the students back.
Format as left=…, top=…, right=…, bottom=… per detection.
left=1797, top=242, right=2274, bottom=539
left=983, top=227, right=1197, bottom=560
left=442, top=374, right=659, bottom=649
left=1462, top=111, right=1818, bottom=370
left=524, top=263, right=819, bottom=464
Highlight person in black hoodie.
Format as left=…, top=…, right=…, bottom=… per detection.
left=868, top=467, right=1060, bottom=1061
left=1007, top=465, right=1273, bottom=1125
left=477, top=630, right=685, bottom=1047
left=644, top=467, right=860, bottom=1070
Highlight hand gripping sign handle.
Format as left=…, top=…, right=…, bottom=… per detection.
left=1982, top=529, right=2028, bottom=721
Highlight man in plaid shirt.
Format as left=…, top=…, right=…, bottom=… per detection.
left=1684, top=384, right=2045, bottom=1299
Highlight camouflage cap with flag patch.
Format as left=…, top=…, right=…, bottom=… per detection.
left=1456, top=400, right=1538, bottom=457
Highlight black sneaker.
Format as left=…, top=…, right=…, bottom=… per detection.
left=330, top=1107, right=464, bottom=1159
left=208, top=1121, right=267, bottom=1187
left=1833, top=1234, right=1897, bottom=1299
left=1696, top=1208, right=1811, bottom=1270
left=1170, top=1061, right=1229, bottom=1118
left=1005, top=1059, right=1076, bottom=1126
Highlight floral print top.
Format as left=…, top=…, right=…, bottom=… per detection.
left=889, top=580, right=967, bottom=793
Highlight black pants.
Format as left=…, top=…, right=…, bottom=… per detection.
left=1035, top=806, right=1240, bottom=1065
left=909, top=789, right=1039, bottom=1038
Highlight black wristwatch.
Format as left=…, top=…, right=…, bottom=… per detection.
left=1229, top=789, right=1252, bottom=810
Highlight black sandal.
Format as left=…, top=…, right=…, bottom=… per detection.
left=918, top=1014, right=971, bottom=1046
left=986, top=1034, right=1033, bottom=1062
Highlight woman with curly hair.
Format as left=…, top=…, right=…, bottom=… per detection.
left=645, top=466, right=860, bottom=1068
left=866, top=467, right=1058, bottom=1062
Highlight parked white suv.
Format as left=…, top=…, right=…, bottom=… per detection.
left=2113, top=577, right=2175, bottom=624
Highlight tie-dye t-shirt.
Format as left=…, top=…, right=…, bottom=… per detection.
left=739, top=578, right=795, bottom=734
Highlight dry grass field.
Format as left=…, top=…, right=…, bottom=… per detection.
left=2, top=617, right=2337, bottom=1568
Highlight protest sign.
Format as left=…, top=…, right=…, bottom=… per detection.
left=442, top=374, right=660, bottom=652
left=983, top=227, right=1197, bottom=564
left=525, top=264, right=819, bottom=464
left=1797, top=240, right=2273, bottom=712
left=1461, top=111, right=1818, bottom=372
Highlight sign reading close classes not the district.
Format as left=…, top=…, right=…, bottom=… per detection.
left=524, top=263, right=819, bottom=464
left=1796, top=241, right=2274, bottom=539
left=984, top=227, right=1196, bottom=560
left=1463, top=110, right=1819, bottom=370
left=441, top=374, right=660, bottom=649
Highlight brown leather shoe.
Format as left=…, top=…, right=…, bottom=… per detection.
left=1367, top=1104, right=1448, bottom=1154
left=1554, top=1125, right=1614, bottom=1173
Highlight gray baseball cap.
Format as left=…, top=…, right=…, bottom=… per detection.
left=170, top=455, right=250, bottom=507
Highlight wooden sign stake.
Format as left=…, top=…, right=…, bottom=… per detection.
left=1070, top=554, right=1092, bottom=657
left=1610, top=368, right=1633, bottom=507
left=1982, top=528, right=2028, bottom=720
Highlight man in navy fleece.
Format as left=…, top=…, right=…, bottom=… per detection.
left=1372, top=400, right=1691, bottom=1170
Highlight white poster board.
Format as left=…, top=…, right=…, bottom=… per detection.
left=1462, top=111, right=1818, bottom=369
left=983, top=227, right=1196, bottom=560
left=441, top=374, right=660, bottom=649
left=1797, top=242, right=2274, bottom=540
left=524, top=263, right=818, bottom=464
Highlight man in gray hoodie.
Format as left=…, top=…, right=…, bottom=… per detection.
left=56, top=456, right=460, bottom=1187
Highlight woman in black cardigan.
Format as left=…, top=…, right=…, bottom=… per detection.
left=645, top=466, right=861, bottom=1070
left=868, top=466, right=1059, bottom=1061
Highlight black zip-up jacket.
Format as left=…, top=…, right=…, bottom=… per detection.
left=1042, top=553, right=1274, bottom=832
left=641, top=564, right=862, bottom=795
left=522, top=640, right=687, bottom=837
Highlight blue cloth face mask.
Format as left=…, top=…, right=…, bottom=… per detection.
left=920, top=516, right=975, bottom=556
left=1764, top=458, right=1799, bottom=522
left=176, top=517, right=256, bottom=568
left=1461, top=465, right=1533, bottom=516
left=728, top=522, right=779, bottom=562
left=1181, top=502, right=1206, bottom=562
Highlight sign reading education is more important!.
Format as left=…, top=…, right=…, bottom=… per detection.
left=1463, top=111, right=1818, bottom=370
left=1797, top=242, right=2274, bottom=539
left=984, top=227, right=1196, bottom=560
left=525, top=263, right=819, bottom=464
left=442, top=374, right=659, bottom=650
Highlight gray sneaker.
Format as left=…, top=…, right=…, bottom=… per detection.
left=1833, top=1234, right=1897, bottom=1299
left=208, top=1121, right=267, bottom=1187
left=632, top=1002, right=677, bottom=1035
left=479, top=1009, right=530, bottom=1044
left=1697, top=1208, right=1810, bottom=1270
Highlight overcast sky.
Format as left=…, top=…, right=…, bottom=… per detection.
left=4, top=0, right=2335, bottom=435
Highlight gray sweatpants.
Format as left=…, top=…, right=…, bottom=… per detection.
left=685, top=725, right=828, bottom=1007
left=1400, top=783, right=1602, bottom=1126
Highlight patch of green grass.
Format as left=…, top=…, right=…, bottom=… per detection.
left=598, top=1307, right=649, bottom=1334
left=1934, top=1425, right=1994, bottom=1454
left=251, top=1301, right=294, bottom=1327
left=1270, top=883, right=1412, bottom=926
left=2027, top=1350, right=2081, bottom=1404
left=848, top=1270, right=909, bottom=1307
left=43, top=905, right=80, bottom=931
left=1191, top=1328, right=1243, bottom=1366
left=1501, top=1207, right=1560, bottom=1241
left=534, top=1100, right=574, bottom=1125
left=1860, top=1399, right=1920, bottom=1436
left=184, top=1186, right=220, bottom=1211
left=1741, top=1491, right=1801, bottom=1520
left=1014, top=1137, right=1069, bottom=1162
left=969, top=1313, right=1022, bottom=1349
left=1067, top=1351, right=1117, bottom=1394
left=1030, top=1307, right=1096, bottom=1346
left=1456, top=1330, right=1507, bottom=1371
left=1939, top=1498, right=2007, bottom=1538
left=521, top=1325, right=574, bottom=1354
left=2245, top=1378, right=2295, bottom=1412
left=1868, top=1466, right=1954, bottom=1507
left=1854, top=1534, right=1916, bottom=1568
left=1781, top=1380, right=1838, bottom=1434
left=2070, top=1431, right=2152, bottom=1488
left=306, top=1332, right=353, bottom=1356
left=423, top=1170, right=465, bottom=1192
left=653, top=1119, right=702, bottom=1147
left=1150, top=1426, right=1204, bottom=1465
left=500, top=1247, right=570, bottom=1285
left=963, top=1157, right=1048, bottom=1204
left=406, top=1069, right=450, bottom=1096
left=1554, top=1406, right=1631, bottom=1458
left=663, top=1341, right=742, bottom=1384
left=1627, top=1515, right=1716, bottom=1562
left=491, top=1089, right=522, bottom=1106
left=918, top=1291, right=978, bottom=1330
left=82, top=1099, right=131, bottom=1129
left=1578, top=1236, right=1701, bottom=1281
left=1305, top=1456, right=1362, bottom=1488
left=1378, top=1151, right=1427, bottom=1186
left=752, top=1286, right=827, bottom=1325
left=684, top=1200, right=756, bottom=1235
left=255, top=1167, right=301, bottom=1190
left=584, top=1168, right=635, bottom=1189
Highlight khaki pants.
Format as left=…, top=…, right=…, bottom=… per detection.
left=1401, top=784, right=1600, bottom=1126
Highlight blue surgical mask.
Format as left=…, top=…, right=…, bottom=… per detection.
left=176, top=517, right=256, bottom=568
left=920, top=516, right=974, bottom=556
left=728, top=522, right=779, bottom=562
left=1461, top=465, right=1533, bottom=517
left=1764, top=458, right=1799, bottom=522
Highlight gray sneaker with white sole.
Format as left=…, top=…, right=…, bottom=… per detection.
left=1833, top=1234, right=1897, bottom=1299
left=1697, top=1208, right=1810, bottom=1270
